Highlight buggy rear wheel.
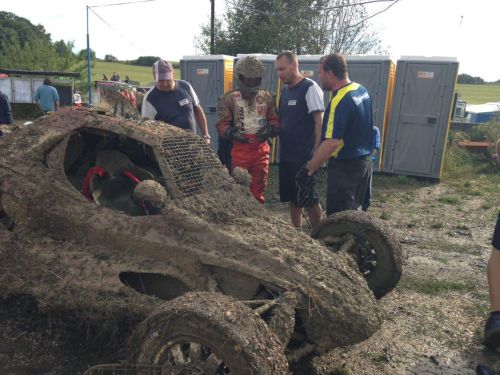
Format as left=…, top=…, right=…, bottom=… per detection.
left=129, top=292, right=289, bottom=374
left=312, top=210, right=402, bottom=298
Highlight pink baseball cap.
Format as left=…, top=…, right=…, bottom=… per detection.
left=153, top=60, right=173, bottom=81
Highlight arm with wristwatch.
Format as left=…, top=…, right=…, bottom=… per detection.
left=193, top=105, right=211, bottom=145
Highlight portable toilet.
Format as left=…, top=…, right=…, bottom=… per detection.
left=234, top=54, right=280, bottom=95
left=346, top=56, right=395, bottom=171
left=381, top=56, right=459, bottom=179
left=180, top=55, right=235, bottom=152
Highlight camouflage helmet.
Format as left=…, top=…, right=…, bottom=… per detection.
left=235, top=56, right=265, bottom=98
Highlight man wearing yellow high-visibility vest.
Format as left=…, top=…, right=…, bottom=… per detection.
left=296, top=53, right=373, bottom=215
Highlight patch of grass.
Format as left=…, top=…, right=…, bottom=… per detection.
left=425, top=238, right=477, bottom=254
left=456, top=83, right=500, bottom=104
left=374, top=174, right=421, bottom=188
left=379, top=212, right=391, bottom=220
left=438, top=195, right=460, bottom=204
left=429, top=220, right=445, bottom=229
left=326, top=368, right=353, bottom=375
left=432, top=254, right=451, bottom=265
left=482, top=203, right=493, bottom=210
left=442, top=143, right=498, bottom=180
left=399, top=191, right=416, bottom=204
left=398, top=277, right=477, bottom=295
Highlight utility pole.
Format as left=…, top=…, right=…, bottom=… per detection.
left=210, top=0, right=215, bottom=54
left=86, top=6, right=93, bottom=104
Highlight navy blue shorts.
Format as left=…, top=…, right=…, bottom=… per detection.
left=493, top=211, right=500, bottom=250
left=279, top=161, right=319, bottom=207
left=279, top=161, right=302, bottom=204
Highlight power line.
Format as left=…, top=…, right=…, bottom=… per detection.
left=89, top=0, right=156, bottom=8
left=225, top=0, right=399, bottom=17
left=347, top=0, right=401, bottom=28
left=87, top=7, right=148, bottom=53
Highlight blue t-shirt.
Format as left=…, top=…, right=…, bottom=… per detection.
left=34, top=85, right=59, bottom=112
left=278, top=78, right=324, bottom=163
left=322, top=82, right=373, bottom=159
left=142, top=80, right=199, bottom=132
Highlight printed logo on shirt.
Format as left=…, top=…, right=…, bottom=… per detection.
left=179, top=98, right=190, bottom=106
left=288, top=100, right=297, bottom=106
left=352, top=92, right=369, bottom=106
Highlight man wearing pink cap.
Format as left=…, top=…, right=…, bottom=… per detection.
left=142, top=60, right=211, bottom=144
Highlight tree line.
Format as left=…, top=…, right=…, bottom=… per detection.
left=195, top=0, right=386, bottom=55
left=0, top=12, right=165, bottom=72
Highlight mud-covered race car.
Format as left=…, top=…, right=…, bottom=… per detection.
left=0, top=108, right=402, bottom=374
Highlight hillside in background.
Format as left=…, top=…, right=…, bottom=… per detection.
left=92, top=62, right=500, bottom=105
left=92, top=61, right=179, bottom=86
left=456, top=83, right=500, bottom=104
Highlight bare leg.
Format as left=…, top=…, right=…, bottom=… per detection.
left=307, top=203, right=322, bottom=229
left=488, top=248, right=500, bottom=311
left=290, top=202, right=303, bottom=228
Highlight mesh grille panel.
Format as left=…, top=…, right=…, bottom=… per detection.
left=158, top=130, right=233, bottom=198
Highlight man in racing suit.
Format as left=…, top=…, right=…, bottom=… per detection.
left=216, top=56, right=280, bottom=203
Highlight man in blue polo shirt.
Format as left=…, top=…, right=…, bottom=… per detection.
left=298, top=53, right=373, bottom=215
left=142, top=60, right=211, bottom=144
left=275, top=51, right=324, bottom=228
left=34, top=78, right=59, bottom=114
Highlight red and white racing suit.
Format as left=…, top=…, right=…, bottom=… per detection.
left=216, top=89, right=280, bottom=203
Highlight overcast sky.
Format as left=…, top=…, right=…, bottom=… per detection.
left=2, top=0, right=499, bottom=81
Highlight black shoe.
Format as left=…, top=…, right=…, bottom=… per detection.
left=484, top=313, right=500, bottom=349
left=477, top=364, right=500, bottom=375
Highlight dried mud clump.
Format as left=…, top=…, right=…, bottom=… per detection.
left=133, top=180, right=169, bottom=208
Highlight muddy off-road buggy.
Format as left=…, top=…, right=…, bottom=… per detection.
left=0, top=108, right=402, bottom=374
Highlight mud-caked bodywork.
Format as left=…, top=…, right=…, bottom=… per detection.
left=0, top=108, right=392, bottom=368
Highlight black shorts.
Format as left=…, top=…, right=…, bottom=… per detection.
left=326, top=156, right=371, bottom=215
left=279, top=161, right=302, bottom=204
left=493, top=211, right=500, bottom=250
left=279, top=161, right=319, bottom=208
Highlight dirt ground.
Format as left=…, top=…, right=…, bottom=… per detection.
left=267, top=166, right=500, bottom=375
left=1, top=118, right=499, bottom=374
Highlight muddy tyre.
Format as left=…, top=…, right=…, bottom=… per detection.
left=312, top=210, right=402, bottom=299
left=129, top=292, right=289, bottom=374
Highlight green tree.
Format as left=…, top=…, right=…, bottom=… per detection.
left=133, top=56, right=161, bottom=66
left=104, top=54, right=118, bottom=62
left=458, top=73, right=485, bottom=85
left=54, top=40, right=78, bottom=70
left=0, top=11, right=80, bottom=71
left=78, top=48, right=96, bottom=61
left=195, top=0, right=384, bottom=55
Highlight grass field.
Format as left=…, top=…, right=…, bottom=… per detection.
left=456, top=83, right=500, bottom=104
left=91, top=61, right=499, bottom=104
left=92, top=61, right=179, bottom=86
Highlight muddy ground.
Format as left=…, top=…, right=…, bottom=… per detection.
left=267, top=165, right=500, bottom=375
left=1, top=119, right=499, bottom=374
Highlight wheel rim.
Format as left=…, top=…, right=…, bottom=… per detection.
left=353, top=236, right=378, bottom=277
left=153, top=338, right=230, bottom=374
